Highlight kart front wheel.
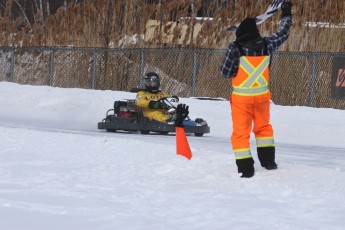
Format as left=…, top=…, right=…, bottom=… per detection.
left=159, top=131, right=169, bottom=135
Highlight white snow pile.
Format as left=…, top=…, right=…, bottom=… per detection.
left=0, top=82, right=345, bottom=230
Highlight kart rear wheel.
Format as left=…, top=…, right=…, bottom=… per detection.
left=140, top=130, right=150, bottom=135
left=194, top=133, right=204, bottom=137
left=106, top=129, right=117, bottom=132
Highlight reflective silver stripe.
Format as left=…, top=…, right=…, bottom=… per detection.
left=240, top=57, right=270, bottom=88
left=233, top=85, right=269, bottom=95
left=256, top=137, right=275, bottom=147
left=257, top=77, right=267, bottom=86
left=239, top=58, right=255, bottom=74
left=234, top=148, right=252, bottom=160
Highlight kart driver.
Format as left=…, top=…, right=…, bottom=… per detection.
left=135, top=72, right=178, bottom=123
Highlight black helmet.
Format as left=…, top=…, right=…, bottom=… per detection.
left=143, top=72, right=160, bottom=93
left=236, top=18, right=260, bottom=40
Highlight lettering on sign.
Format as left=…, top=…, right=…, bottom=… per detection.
left=336, top=69, right=345, bottom=87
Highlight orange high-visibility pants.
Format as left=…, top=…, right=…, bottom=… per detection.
left=230, top=99, right=273, bottom=152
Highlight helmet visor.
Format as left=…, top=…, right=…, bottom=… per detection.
left=145, top=76, right=160, bottom=87
left=148, top=81, right=159, bottom=87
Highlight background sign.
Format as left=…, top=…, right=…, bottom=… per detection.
left=331, top=57, right=345, bottom=100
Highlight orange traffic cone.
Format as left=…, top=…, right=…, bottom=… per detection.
left=176, top=127, right=192, bottom=160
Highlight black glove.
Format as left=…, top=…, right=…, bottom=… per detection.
left=281, top=1, right=292, bottom=18
left=174, top=104, right=189, bottom=127
left=148, top=100, right=163, bottom=109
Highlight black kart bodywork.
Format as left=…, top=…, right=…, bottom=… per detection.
left=98, top=100, right=210, bottom=136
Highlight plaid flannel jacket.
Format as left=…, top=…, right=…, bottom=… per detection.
left=220, top=16, right=292, bottom=78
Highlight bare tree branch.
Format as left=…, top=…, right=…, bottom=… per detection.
left=13, top=0, right=33, bottom=30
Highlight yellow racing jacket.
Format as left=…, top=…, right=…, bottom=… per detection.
left=135, top=90, right=170, bottom=122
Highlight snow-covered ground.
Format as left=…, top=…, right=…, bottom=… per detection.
left=0, top=82, right=345, bottom=230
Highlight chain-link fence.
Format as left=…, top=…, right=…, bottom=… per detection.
left=1, top=46, right=345, bottom=110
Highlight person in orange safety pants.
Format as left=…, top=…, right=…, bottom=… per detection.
left=220, top=2, right=293, bottom=178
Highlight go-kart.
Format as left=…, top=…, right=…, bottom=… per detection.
left=97, top=98, right=210, bottom=136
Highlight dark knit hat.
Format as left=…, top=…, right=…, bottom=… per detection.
left=236, top=18, right=259, bottom=39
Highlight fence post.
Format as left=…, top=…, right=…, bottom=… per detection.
left=191, top=49, right=198, bottom=97
left=310, top=53, right=317, bottom=107
left=9, top=47, right=15, bottom=82
left=49, top=48, right=55, bottom=86
left=139, top=49, right=145, bottom=87
left=0, top=49, right=3, bottom=80
left=91, top=49, right=97, bottom=89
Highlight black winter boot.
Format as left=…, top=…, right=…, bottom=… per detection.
left=257, top=147, right=278, bottom=170
left=236, top=158, right=255, bottom=178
